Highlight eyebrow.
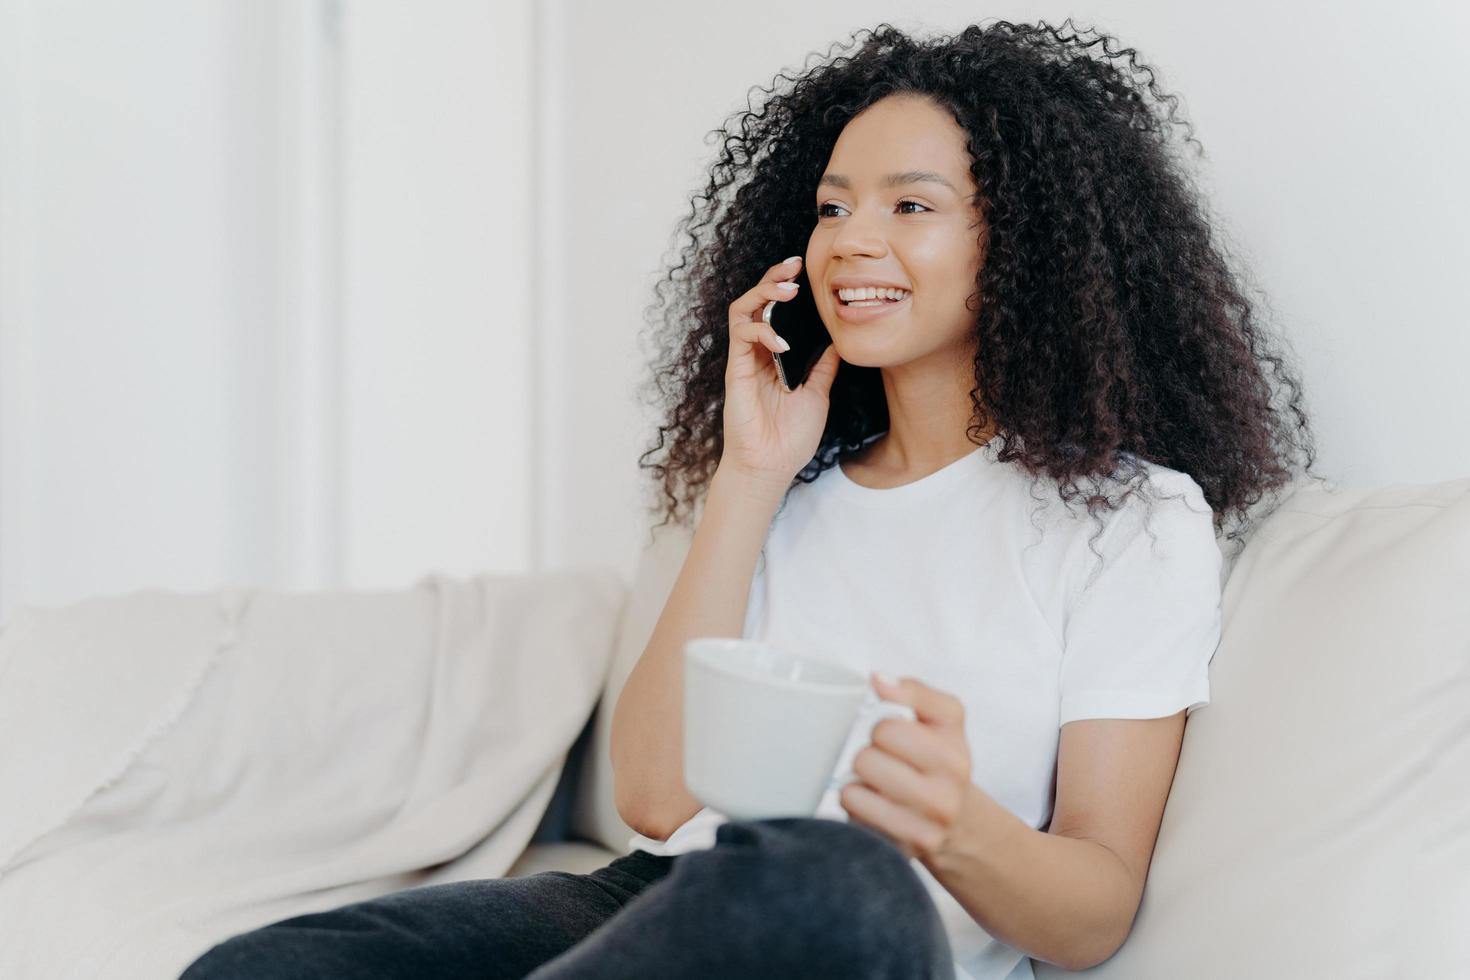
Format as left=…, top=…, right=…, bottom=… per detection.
left=817, top=170, right=960, bottom=194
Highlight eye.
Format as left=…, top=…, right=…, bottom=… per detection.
left=814, top=199, right=931, bottom=218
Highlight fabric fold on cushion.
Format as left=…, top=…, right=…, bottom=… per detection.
left=0, top=587, right=254, bottom=874
left=0, top=568, right=625, bottom=980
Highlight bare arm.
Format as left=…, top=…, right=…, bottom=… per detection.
left=923, top=712, right=1187, bottom=970
left=613, top=249, right=843, bottom=840
left=609, top=463, right=786, bottom=840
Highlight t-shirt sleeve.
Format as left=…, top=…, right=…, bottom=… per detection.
left=1057, top=471, right=1223, bottom=727
left=740, top=547, right=769, bottom=641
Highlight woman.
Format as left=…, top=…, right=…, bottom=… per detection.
left=181, top=18, right=1319, bottom=980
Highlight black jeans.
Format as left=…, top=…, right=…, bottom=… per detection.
left=179, top=816, right=956, bottom=979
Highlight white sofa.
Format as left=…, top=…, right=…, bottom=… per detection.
left=1, top=474, right=1466, bottom=978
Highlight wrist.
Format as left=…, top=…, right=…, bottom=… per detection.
left=925, top=782, right=1023, bottom=875
left=712, top=462, right=790, bottom=509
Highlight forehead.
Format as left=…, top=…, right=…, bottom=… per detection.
left=821, top=96, right=973, bottom=192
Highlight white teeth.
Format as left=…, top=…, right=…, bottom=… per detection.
left=837, top=286, right=910, bottom=303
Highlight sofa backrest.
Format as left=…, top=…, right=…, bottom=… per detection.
left=1035, top=474, right=1470, bottom=977
left=568, top=472, right=1470, bottom=980
left=570, top=515, right=696, bottom=852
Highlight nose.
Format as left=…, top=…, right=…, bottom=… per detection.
left=828, top=206, right=889, bottom=261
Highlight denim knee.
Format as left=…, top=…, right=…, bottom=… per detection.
left=716, top=814, right=920, bottom=888
left=180, top=928, right=312, bottom=980
left=705, top=816, right=954, bottom=977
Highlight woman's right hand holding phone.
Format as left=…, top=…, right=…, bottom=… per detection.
left=720, top=255, right=843, bottom=495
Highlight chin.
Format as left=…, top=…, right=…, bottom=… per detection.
left=832, top=349, right=888, bottom=369
left=824, top=333, right=903, bottom=370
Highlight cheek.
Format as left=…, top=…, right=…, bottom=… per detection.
left=803, top=245, right=827, bottom=286
left=905, top=234, right=977, bottom=287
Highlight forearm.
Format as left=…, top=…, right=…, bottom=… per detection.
left=610, top=463, right=786, bottom=838
left=921, top=783, right=1142, bottom=971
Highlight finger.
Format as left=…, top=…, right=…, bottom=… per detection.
left=870, top=717, right=969, bottom=779
left=729, top=318, right=792, bottom=356
left=762, top=254, right=803, bottom=284
left=732, top=276, right=804, bottom=329
left=731, top=256, right=802, bottom=323
left=852, top=744, right=944, bottom=822
left=874, top=674, right=966, bottom=730
left=858, top=746, right=964, bottom=834
left=839, top=783, right=938, bottom=858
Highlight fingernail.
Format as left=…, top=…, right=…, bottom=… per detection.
left=776, top=281, right=798, bottom=290
left=784, top=255, right=802, bottom=264
left=774, top=336, right=791, bottom=352
left=875, top=671, right=899, bottom=688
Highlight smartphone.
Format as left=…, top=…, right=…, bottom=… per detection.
left=766, top=265, right=833, bottom=391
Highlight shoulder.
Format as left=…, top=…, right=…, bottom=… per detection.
left=1058, top=458, right=1218, bottom=597
left=1111, top=457, right=1213, bottom=543
left=1103, top=457, right=1209, bottom=528
left=1077, top=455, right=1211, bottom=534
left=1023, top=456, right=1211, bottom=546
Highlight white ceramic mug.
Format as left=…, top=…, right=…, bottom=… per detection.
left=683, top=637, right=917, bottom=821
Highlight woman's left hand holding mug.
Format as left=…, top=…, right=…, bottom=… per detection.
left=839, top=673, right=974, bottom=861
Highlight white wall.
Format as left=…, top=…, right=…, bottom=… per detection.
left=337, top=0, right=535, bottom=588
left=549, top=0, right=1470, bottom=577
left=0, top=0, right=282, bottom=620
left=0, top=0, right=535, bottom=623
left=2, top=0, right=1467, bottom=624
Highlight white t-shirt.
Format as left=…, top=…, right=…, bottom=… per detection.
left=627, top=433, right=1223, bottom=980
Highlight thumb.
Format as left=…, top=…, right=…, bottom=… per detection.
left=803, top=343, right=842, bottom=396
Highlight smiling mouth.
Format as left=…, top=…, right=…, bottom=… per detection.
left=832, top=293, right=911, bottom=325
left=834, top=291, right=912, bottom=307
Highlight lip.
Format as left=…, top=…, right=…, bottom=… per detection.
left=833, top=292, right=911, bottom=324
left=829, top=277, right=911, bottom=291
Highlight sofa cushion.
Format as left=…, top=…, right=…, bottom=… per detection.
left=0, top=568, right=626, bottom=980
left=572, top=517, right=695, bottom=853
left=503, top=840, right=624, bottom=879
left=1036, top=476, right=1470, bottom=976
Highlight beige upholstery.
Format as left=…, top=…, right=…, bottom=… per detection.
left=506, top=518, right=694, bottom=876
left=525, top=476, right=1469, bottom=976
left=504, top=840, right=627, bottom=879
left=0, top=569, right=629, bottom=978
left=568, top=517, right=697, bottom=856
left=1036, top=476, right=1470, bottom=976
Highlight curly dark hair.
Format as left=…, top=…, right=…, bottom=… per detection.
left=634, top=17, right=1326, bottom=577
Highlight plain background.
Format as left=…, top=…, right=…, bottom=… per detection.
left=1, top=0, right=1466, bottom=625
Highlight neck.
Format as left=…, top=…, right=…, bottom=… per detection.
left=864, top=346, right=993, bottom=474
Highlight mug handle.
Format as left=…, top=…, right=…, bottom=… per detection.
left=825, top=690, right=918, bottom=793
